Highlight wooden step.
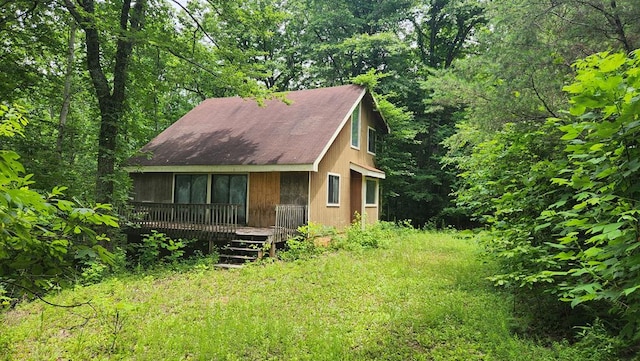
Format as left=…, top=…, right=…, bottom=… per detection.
left=220, top=254, right=257, bottom=261
left=229, top=239, right=266, bottom=245
left=214, top=263, right=244, bottom=269
left=214, top=238, right=270, bottom=269
left=225, top=246, right=262, bottom=253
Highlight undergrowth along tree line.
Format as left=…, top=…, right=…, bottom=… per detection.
left=451, top=51, right=640, bottom=348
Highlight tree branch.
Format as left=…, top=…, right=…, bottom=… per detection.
left=1, top=279, right=92, bottom=308
left=113, top=0, right=146, bottom=105
left=530, top=74, right=558, bottom=118
left=64, top=0, right=111, bottom=105
left=170, top=0, right=220, bottom=49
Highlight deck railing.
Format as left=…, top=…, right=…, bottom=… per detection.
left=273, top=204, right=308, bottom=243
left=121, top=202, right=239, bottom=240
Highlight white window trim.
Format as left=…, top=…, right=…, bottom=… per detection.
left=367, top=126, right=376, bottom=155
left=365, top=178, right=378, bottom=207
left=327, top=172, right=341, bottom=207
left=351, top=104, right=361, bottom=150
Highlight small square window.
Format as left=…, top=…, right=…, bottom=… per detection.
left=365, top=179, right=378, bottom=206
left=327, top=173, right=340, bottom=206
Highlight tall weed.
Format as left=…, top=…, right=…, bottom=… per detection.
left=332, top=215, right=414, bottom=251
left=278, top=222, right=334, bottom=261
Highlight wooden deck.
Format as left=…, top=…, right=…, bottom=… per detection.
left=120, top=202, right=238, bottom=240
left=120, top=202, right=307, bottom=243
left=121, top=203, right=308, bottom=265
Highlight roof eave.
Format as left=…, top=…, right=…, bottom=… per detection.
left=350, top=162, right=386, bottom=179
left=125, top=164, right=315, bottom=173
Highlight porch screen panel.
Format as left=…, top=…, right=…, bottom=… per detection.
left=229, top=175, right=247, bottom=219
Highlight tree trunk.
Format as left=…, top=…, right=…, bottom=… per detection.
left=64, top=0, right=146, bottom=204
left=57, top=20, right=76, bottom=156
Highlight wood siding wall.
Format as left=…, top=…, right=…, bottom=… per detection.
left=309, top=99, right=381, bottom=228
left=248, top=172, right=280, bottom=227
left=130, top=173, right=173, bottom=203
left=363, top=195, right=379, bottom=225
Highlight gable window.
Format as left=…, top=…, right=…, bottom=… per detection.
left=327, top=173, right=340, bottom=206
left=174, top=174, right=208, bottom=204
left=367, top=127, right=376, bottom=154
left=351, top=104, right=360, bottom=149
left=365, top=179, right=378, bottom=206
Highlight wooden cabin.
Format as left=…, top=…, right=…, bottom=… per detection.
left=124, top=85, right=388, bottom=259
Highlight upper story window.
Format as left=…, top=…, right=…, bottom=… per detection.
left=327, top=173, right=340, bottom=206
left=367, top=126, right=376, bottom=154
left=351, top=104, right=360, bottom=149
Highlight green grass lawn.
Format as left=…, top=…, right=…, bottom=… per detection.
left=1, top=231, right=598, bottom=360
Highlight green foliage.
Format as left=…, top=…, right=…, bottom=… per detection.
left=332, top=215, right=414, bottom=251
left=278, top=222, right=334, bottom=261
left=542, top=51, right=640, bottom=340
left=454, top=51, right=640, bottom=349
left=571, top=319, right=629, bottom=360
left=279, top=237, right=322, bottom=262
left=0, top=104, right=118, bottom=304
left=453, top=119, right=566, bottom=287
left=128, top=231, right=191, bottom=269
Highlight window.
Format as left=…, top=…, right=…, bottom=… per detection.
left=174, top=174, right=208, bottom=204
left=212, top=174, right=248, bottom=224
left=351, top=104, right=360, bottom=148
left=367, top=127, right=376, bottom=154
left=365, top=179, right=378, bottom=206
left=327, top=173, right=340, bottom=206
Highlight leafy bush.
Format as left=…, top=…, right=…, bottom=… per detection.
left=78, top=248, right=126, bottom=285
left=128, top=231, right=191, bottom=269
left=543, top=51, right=640, bottom=341
left=279, top=222, right=334, bottom=261
left=451, top=51, right=640, bottom=349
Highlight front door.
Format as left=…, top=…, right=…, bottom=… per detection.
left=350, top=170, right=362, bottom=222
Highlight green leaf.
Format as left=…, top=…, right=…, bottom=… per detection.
left=598, top=52, right=627, bottom=73
left=551, top=177, right=571, bottom=185
left=583, top=246, right=602, bottom=258
left=623, top=285, right=640, bottom=296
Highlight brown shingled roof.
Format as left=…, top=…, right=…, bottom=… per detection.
left=128, top=85, right=385, bottom=169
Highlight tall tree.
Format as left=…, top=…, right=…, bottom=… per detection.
left=63, top=0, right=146, bottom=204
